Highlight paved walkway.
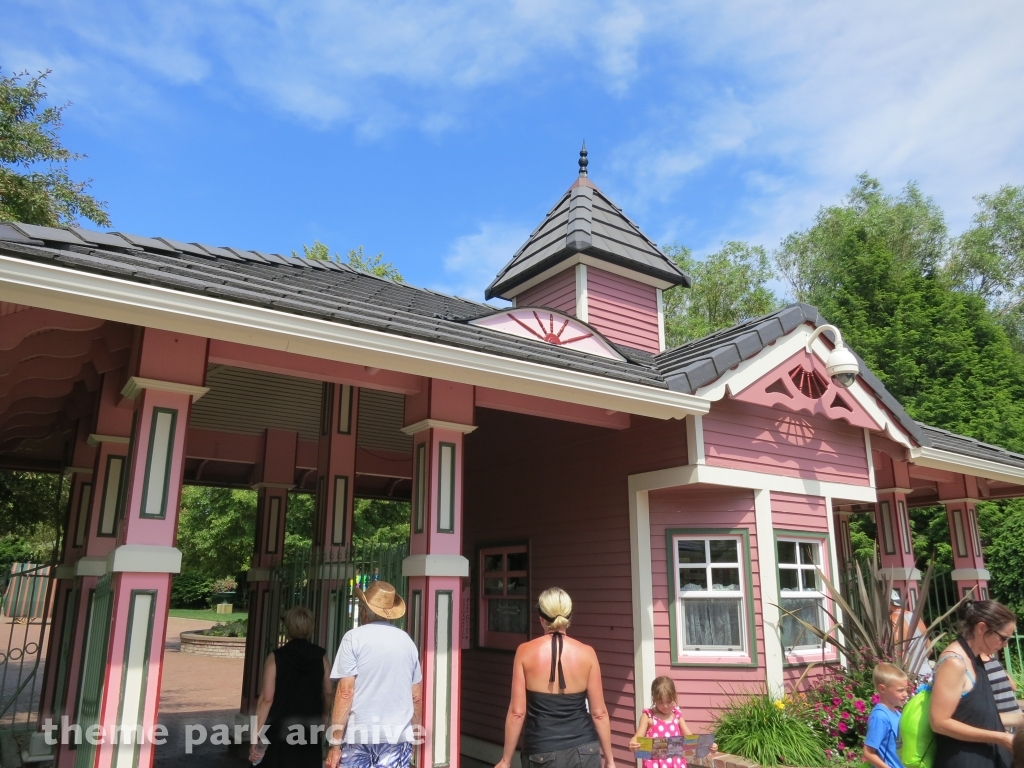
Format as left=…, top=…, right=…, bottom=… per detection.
left=154, top=617, right=245, bottom=767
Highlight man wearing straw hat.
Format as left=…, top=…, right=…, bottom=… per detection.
left=326, top=580, right=423, bottom=768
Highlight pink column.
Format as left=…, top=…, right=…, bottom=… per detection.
left=86, top=329, right=208, bottom=768
left=403, top=380, right=473, bottom=768
left=239, top=428, right=298, bottom=717
left=55, top=372, right=135, bottom=768
left=311, top=384, right=358, bottom=656
left=874, top=489, right=920, bottom=606
left=38, top=421, right=95, bottom=727
left=938, top=474, right=988, bottom=599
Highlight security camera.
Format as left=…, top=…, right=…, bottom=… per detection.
left=825, top=346, right=859, bottom=388
left=806, top=324, right=859, bottom=389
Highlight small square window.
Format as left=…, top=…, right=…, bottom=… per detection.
left=673, top=536, right=748, bottom=654
left=479, top=544, right=529, bottom=650
left=777, top=538, right=827, bottom=651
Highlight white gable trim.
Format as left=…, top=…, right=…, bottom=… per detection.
left=693, top=325, right=914, bottom=449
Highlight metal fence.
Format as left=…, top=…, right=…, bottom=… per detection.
left=265, top=541, right=409, bottom=663
left=0, top=562, right=55, bottom=726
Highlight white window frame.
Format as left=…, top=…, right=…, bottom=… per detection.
left=777, top=537, right=827, bottom=652
left=672, top=535, right=748, bottom=656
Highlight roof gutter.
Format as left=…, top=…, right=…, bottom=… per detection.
left=0, top=254, right=709, bottom=421
left=909, top=445, right=1024, bottom=486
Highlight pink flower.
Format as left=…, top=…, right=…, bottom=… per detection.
left=871, top=694, right=880, bottom=705
left=838, top=722, right=848, bottom=733
left=854, top=700, right=866, bottom=712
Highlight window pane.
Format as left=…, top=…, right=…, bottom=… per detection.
left=777, top=541, right=797, bottom=564
left=709, top=540, right=738, bottom=563
left=799, top=542, right=819, bottom=565
left=780, top=597, right=823, bottom=649
left=801, top=569, right=820, bottom=591
left=683, top=598, right=742, bottom=649
left=779, top=569, right=799, bottom=591
left=679, top=569, right=708, bottom=591
left=507, top=552, right=528, bottom=572
left=484, top=578, right=504, bottom=595
left=484, top=554, right=503, bottom=572
left=507, top=576, right=528, bottom=596
left=677, top=540, right=706, bottom=565
left=488, top=599, right=528, bottom=634
left=711, top=568, right=740, bottom=591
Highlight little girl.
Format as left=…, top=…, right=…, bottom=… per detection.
left=629, top=677, right=713, bottom=768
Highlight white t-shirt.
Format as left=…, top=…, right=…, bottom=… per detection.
left=331, top=621, right=423, bottom=744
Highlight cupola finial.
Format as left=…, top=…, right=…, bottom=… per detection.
left=578, top=141, right=588, bottom=177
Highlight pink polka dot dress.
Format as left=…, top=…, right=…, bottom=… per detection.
left=642, top=706, right=687, bottom=768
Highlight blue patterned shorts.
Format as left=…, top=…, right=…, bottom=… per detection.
left=342, top=741, right=413, bottom=768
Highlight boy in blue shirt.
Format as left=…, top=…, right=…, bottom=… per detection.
left=864, top=663, right=910, bottom=768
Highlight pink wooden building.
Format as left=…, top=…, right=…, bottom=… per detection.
left=2, top=149, right=1024, bottom=768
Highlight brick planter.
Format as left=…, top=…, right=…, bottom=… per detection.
left=179, top=631, right=246, bottom=659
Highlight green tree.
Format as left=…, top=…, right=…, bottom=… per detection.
left=0, top=470, right=66, bottom=570
left=776, top=175, right=1024, bottom=453
left=294, top=241, right=403, bottom=282
left=352, top=498, right=409, bottom=546
left=0, top=68, right=110, bottom=226
left=662, top=241, right=781, bottom=347
left=978, top=499, right=1024, bottom=618
left=946, top=185, right=1024, bottom=347
left=176, top=486, right=257, bottom=579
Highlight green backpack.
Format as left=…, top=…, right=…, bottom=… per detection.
left=899, top=684, right=936, bottom=768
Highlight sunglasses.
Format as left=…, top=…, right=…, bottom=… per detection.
left=991, top=628, right=1014, bottom=645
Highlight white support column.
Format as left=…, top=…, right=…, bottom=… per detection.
left=575, top=263, right=589, bottom=322
left=754, top=488, right=784, bottom=696
left=656, top=288, right=666, bottom=352
left=627, top=482, right=656, bottom=724
left=823, top=495, right=846, bottom=664
left=685, top=415, right=705, bottom=466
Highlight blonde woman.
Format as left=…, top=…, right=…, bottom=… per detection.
left=496, top=587, right=615, bottom=768
left=250, top=606, right=333, bottom=767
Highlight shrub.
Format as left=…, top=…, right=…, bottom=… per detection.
left=203, top=619, right=247, bottom=638
left=802, top=668, right=871, bottom=762
left=713, top=691, right=829, bottom=766
left=170, top=572, right=214, bottom=608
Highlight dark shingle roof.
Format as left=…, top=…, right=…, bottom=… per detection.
left=0, top=222, right=667, bottom=389
left=485, top=175, right=689, bottom=300
left=4, top=219, right=1023, bottom=476
left=918, top=424, right=1024, bottom=472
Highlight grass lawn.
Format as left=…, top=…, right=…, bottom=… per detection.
left=168, top=608, right=248, bottom=622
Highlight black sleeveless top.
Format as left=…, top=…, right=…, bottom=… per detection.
left=521, top=633, right=599, bottom=754
left=266, top=639, right=326, bottom=746
left=934, top=637, right=1012, bottom=768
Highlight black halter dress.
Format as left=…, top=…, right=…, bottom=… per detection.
left=933, top=636, right=1012, bottom=768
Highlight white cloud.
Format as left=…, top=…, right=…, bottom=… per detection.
left=431, top=222, right=530, bottom=302
left=611, top=0, right=1024, bottom=241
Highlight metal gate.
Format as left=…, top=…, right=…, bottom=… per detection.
left=0, top=562, right=55, bottom=726
left=263, top=541, right=409, bottom=662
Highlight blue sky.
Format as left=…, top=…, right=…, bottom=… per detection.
left=3, top=1, right=1024, bottom=302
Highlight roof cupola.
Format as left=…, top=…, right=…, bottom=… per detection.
left=486, top=145, right=689, bottom=353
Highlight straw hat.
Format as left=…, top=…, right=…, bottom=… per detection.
left=355, top=580, right=406, bottom=620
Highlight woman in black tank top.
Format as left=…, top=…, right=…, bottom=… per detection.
left=495, top=588, right=615, bottom=768
left=931, top=600, right=1016, bottom=768
left=250, top=607, right=333, bottom=768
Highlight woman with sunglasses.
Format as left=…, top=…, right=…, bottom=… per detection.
left=931, top=599, right=1017, bottom=768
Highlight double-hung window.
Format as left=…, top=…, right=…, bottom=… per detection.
left=777, top=539, right=826, bottom=651
left=674, top=537, right=746, bottom=653
left=479, top=545, right=529, bottom=650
